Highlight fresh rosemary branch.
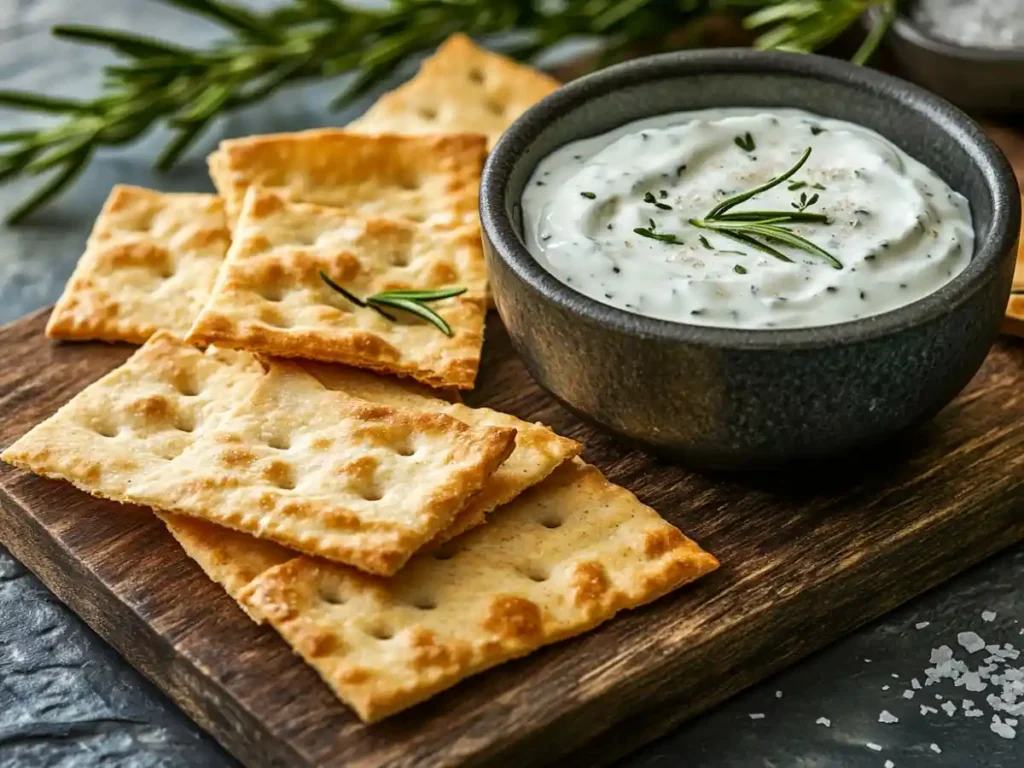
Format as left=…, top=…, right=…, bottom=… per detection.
left=689, top=147, right=843, bottom=269
left=319, top=271, right=466, bottom=337
left=0, top=0, right=897, bottom=223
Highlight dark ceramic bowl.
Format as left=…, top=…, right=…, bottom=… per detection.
left=866, top=5, right=1024, bottom=114
left=480, top=49, right=1020, bottom=469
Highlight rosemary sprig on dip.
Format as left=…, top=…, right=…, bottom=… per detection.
left=319, top=271, right=465, bottom=337
left=689, top=147, right=843, bottom=270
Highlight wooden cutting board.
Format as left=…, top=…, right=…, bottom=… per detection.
left=2, top=307, right=1024, bottom=767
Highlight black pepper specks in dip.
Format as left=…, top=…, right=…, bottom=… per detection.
left=521, top=108, right=973, bottom=329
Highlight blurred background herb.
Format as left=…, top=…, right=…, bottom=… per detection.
left=0, top=0, right=896, bottom=224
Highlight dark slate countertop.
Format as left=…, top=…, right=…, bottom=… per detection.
left=1, top=2, right=1021, bottom=766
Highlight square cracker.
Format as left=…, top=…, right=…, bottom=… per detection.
left=124, top=358, right=516, bottom=575
left=300, top=362, right=583, bottom=542
left=1, top=332, right=265, bottom=499
left=239, top=458, right=720, bottom=722
left=2, top=333, right=516, bottom=576
left=46, top=186, right=231, bottom=343
left=207, top=130, right=485, bottom=229
left=349, top=34, right=560, bottom=150
left=186, top=189, right=487, bottom=390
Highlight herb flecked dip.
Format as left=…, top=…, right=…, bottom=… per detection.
left=521, top=109, right=974, bottom=329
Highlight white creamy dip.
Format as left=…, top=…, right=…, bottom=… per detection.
left=521, top=108, right=974, bottom=329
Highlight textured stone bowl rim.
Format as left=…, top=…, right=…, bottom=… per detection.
left=869, top=6, right=1024, bottom=64
left=480, top=49, right=1020, bottom=352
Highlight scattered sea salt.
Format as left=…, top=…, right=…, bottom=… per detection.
left=942, top=701, right=957, bottom=717
left=930, top=743, right=941, bottom=754
left=891, top=673, right=899, bottom=679
left=866, top=742, right=882, bottom=752
left=991, top=715, right=1016, bottom=739
left=748, top=713, right=765, bottom=720
left=775, top=690, right=782, bottom=699
left=958, top=632, right=986, bottom=654
left=931, top=645, right=954, bottom=664
left=884, top=761, right=894, bottom=768
left=881, top=685, right=890, bottom=691
left=902, top=690, right=915, bottom=700
left=816, top=717, right=831, bottom=727
left=916, top=621, right=931, bottom=630
left=879, top=710, right=899, bottom=724
left=921, top=705, right=938, bottom=715
left=911, top=678, right=922, bottom=690
left=982, top=611, right=997, bottom=622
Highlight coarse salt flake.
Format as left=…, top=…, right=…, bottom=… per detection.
left=884, top=761, right=894, bottom=768
left=941, top=701, right=957, bottom=716
left=748, top=713, right=765, bottom=720
left=958, top=632, right=986, bottom=654
left=866, top=742, right=883, bottom=752
left=816, top=717, right=831, bottom=727
left=982, top=611, right=997, bottom=622
left=931, top=645, right=954, bottom=664
left=903, top=690, right=915, bottom=700
left=991, top=715, right=1016, bottom=739
left=879, top=710, right=899, bottom=724
left=930, top=743, right=941, bottom=754
left=916, top=621, right=931, bottom=630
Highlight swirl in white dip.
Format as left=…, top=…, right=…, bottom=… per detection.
left=521, top=109, right=973, bottom=329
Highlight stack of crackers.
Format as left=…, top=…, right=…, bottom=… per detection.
left=1, top=35, right=719, bottom=723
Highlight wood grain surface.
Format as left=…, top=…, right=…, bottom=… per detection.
left=1, top=307, right=1024, bottom=768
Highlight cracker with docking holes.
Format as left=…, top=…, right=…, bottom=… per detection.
left=300, top=361, right=582, bottom=542
left=186, top=189, right=487, bottom=390
left=207, top=130, right=485, bottom=229
left=124, top=359, right=516, bottom=575
left=0, top=332, right=264, bottom=498
left=2, top=333, right=516, bottom=576
left=350, top=33, right=560, bottom=150
left=239, top=458, right=719, bottom=723
left=46, top=186, right=231, bottom=343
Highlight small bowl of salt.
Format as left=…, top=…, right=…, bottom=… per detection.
left=868, top=0, right=1024, bottom=114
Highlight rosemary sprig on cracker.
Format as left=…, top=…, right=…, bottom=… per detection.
left=320, top=271, right=466, bottom=337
